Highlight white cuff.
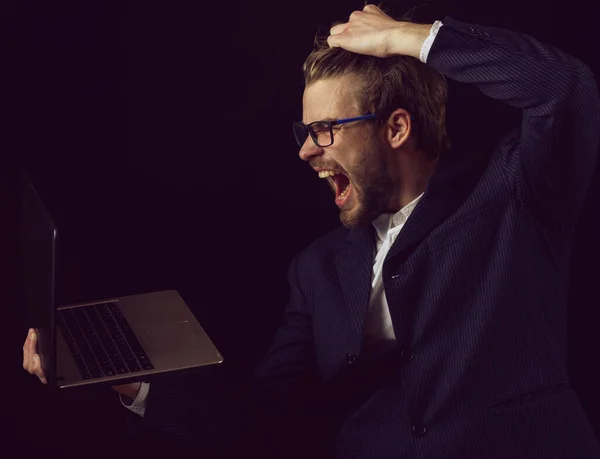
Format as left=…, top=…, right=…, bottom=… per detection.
left=119, top=382, right=150, bottom=418
left=420, top=20, right=443, bottom=63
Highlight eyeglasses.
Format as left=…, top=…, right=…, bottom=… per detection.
left=292, top=114, right=377, bottom=148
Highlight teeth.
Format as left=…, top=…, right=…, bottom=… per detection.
left=338, top=184, right=351, bottom=200
left=318, top=170, right=338, bottom=179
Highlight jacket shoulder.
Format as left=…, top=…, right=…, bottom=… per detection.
left=295, top=225, right=349, bottom=264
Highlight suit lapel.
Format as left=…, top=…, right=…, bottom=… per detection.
left=332, top=149, right=481, bottom=350
left=335, top=225, right=375, bottom=350
left=386, top=149, right=478, bottom=262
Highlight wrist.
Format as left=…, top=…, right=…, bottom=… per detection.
left=124, top=382, right=142, bottom=399
left=113, top=382, right=142, bottom=400
left=389, top=22, right=433, bottom=59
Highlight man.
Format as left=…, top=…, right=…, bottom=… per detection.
left=23, top=5, right=600, bottom=458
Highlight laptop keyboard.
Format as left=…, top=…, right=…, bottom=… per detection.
left=58, top=302, right=154, bottom=380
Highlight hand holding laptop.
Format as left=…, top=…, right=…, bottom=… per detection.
left=22, top=329, right=46, bottom=384
left=23, top=328, right=142, bottom=399
left=19, top=174, right=223, bottom=391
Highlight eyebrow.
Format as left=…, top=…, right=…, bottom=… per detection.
left=303, top=116, right=338, bottom=124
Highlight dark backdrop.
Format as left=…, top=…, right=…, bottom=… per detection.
left=3, top=0, right=600, bottom=456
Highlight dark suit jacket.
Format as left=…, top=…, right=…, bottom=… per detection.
left=138, top=17, right=600, bottom=459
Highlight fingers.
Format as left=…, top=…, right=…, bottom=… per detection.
left=349, top=10, right=363, bottom=22
left=335, top=3, right=383, bottom=33
left=330, top=23, right=346, bottom=36
left=329, top=5, right=384, bottom=44
left=22, top=329, right=47, bottom=384
left=327, top=35, right=338, bottom=49
left=362, top=4, right=380, bottom=12
left=22, top=329, right=32, bottom=370
left=330, top=8, right=366, bottom=37
left=32, top=353, right=47, bottom=384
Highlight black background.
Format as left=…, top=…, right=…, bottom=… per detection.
left=2, top=0, right=600, bottom=456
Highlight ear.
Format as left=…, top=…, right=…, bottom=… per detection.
left=382, top=108, right=412, bottom=149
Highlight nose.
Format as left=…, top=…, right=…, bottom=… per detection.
left=299, top=137, right=324, bottom=162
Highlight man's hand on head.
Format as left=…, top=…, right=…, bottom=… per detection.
left=327, top=4, right=432, bottom=60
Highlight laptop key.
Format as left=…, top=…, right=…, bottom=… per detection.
left=58, top=312, right=92, bottom=380
left=89, top=369, right=104, bottom=379
left=105, top=303, right=153, bottom=371
left=68, top=346, right=91, bottom=378
left=94, top=351, right=114, bottom=375
left=88, top=307, right=129, bottom=373
left=124, top=356, right=142, bottom=373
left=85, top=361, right=104, bottom=379
left=79, top=347, right=96, bottom=365
left=97, top=310, right=139, bottom=371
left=85, top=327, right=116, bottom=375
left=108, top=307, right=154, bottom=370
left=137, top=354, right=154, bottom=370
left=96, top=309, right=142, bottom=372
left=115, top=365, right=128, bottom=375
left=72, top=308, right=116, bottom=377
left=103, top=343, right=128, bottom=373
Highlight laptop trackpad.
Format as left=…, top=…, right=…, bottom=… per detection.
left=138, top=321, right=202, bottom=366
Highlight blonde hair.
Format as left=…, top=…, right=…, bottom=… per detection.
left=303, top=27, right=450, bottom=159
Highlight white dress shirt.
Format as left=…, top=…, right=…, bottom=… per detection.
left=362, top=192, right=424, bottom=352
left=121, top=21, right=442, bottom=417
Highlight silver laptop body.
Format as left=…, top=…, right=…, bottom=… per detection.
left=19, top=173, right=223, bottom=389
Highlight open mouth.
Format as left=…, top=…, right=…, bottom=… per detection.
left=317, top=170, right=352, bottom=207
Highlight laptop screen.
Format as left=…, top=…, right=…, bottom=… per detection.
left=19, top=173, right=57, bottom=385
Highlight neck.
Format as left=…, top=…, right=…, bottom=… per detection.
left=388, top=155, right=438, bottom=211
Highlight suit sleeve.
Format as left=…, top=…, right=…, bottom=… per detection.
left=253, top=254, right=320, bottom=397
left=136, top=254, right=333, bottom=457
left=427, top=17, right=600, bottom=232
left=138, top=362, right=248, bottom=453
left=250, top=254, right=339, bottom=458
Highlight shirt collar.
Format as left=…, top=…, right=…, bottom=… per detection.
left=372, top=192, right=424, bottom=242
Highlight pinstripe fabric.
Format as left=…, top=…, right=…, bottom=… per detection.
left=142, top=18, right=600, bottom=458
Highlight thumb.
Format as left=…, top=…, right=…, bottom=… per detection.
left=327, top=22, right=348, bottom=48
left=327, top=34, right=341, bottom=49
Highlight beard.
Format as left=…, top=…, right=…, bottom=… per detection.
left=339, top=144, right=396, bottom=229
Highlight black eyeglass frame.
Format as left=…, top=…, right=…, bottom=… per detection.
left=292, top=114, right=377, bottom=148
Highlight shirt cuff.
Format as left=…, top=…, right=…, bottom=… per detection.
left=419, top=20, right=443, bottom=63
left=119, top=382, right=150, bottom=418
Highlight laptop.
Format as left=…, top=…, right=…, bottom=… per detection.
left=18, top=173, right=224, bottom=389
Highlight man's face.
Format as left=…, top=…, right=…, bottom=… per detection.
left=299, top=76, right=396, bottom=229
